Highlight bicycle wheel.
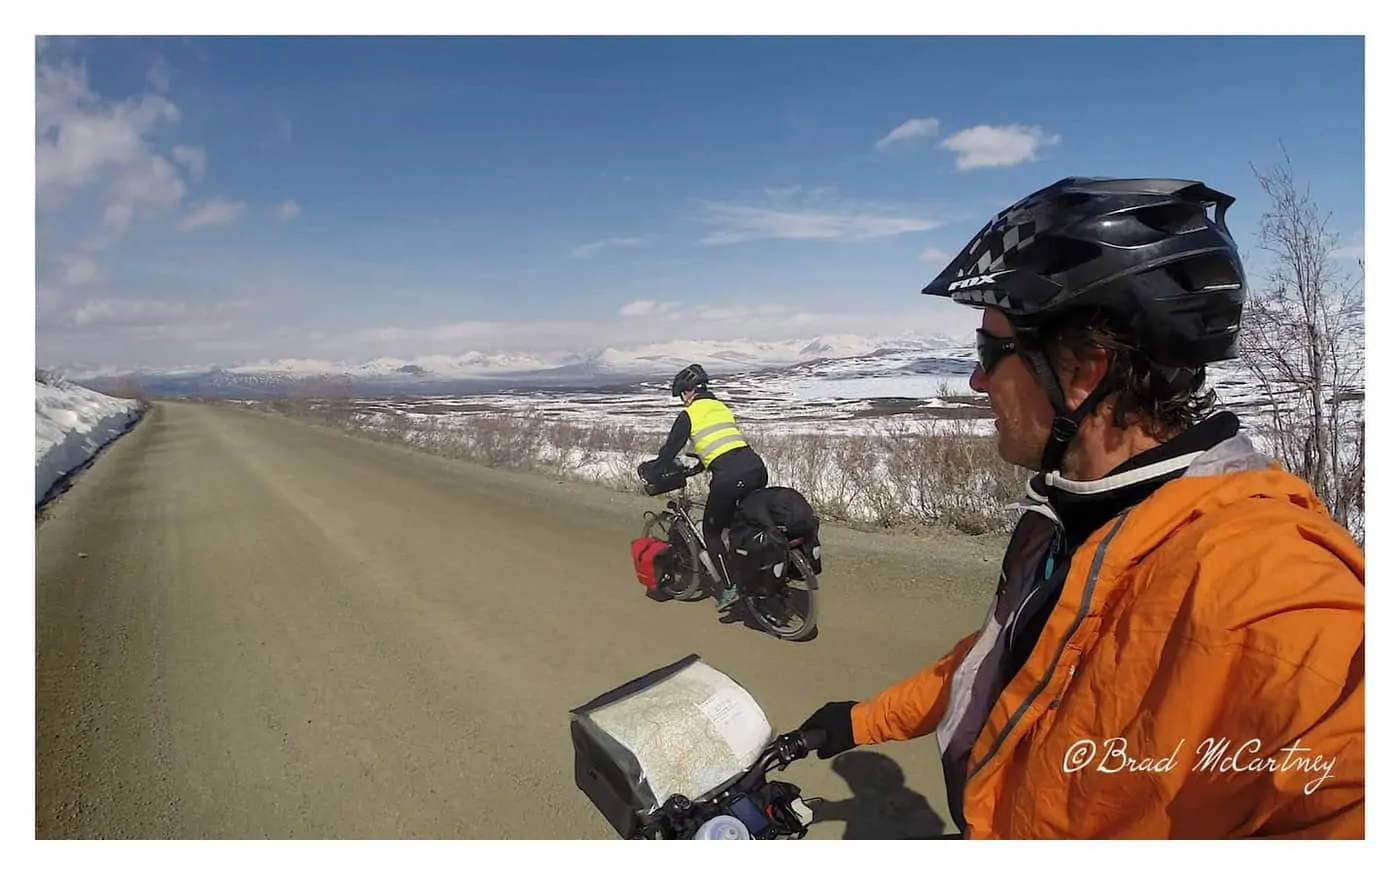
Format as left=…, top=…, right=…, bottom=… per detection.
left=640, top=511, right=705, bottom=601
left=742, top=548, right=819, bottom=642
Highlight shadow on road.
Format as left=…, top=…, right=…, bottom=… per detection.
left=716, top=600, right=821, bottom=642
left=809, top=750, right=956, bottom=840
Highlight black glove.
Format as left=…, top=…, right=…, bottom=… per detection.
left=799, top=700, right=858, bottom=759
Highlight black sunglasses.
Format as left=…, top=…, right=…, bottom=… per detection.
left=976, top=329, right=1018, bottom=374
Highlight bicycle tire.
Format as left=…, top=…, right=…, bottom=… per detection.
left=743, top=548, right=819, bottom=642
left=640, top=511, right=705, bottom=601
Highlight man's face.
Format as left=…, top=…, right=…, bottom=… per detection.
left=968, top=309, right=1056, bottom=470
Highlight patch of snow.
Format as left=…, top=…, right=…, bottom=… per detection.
left=35, top=376, right=144, bottom=504
left=786, top=374, right=967, bottom=402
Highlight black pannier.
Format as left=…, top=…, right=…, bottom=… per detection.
left=729, top=486, right=823, bottom=581
left=728, top=518, right=789, bottom=585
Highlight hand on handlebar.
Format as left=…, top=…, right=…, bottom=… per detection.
left=797, top=701, right=859, bottom=760
left=784, top=727, right=829, bottom=762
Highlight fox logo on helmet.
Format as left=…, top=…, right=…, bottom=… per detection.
left=951, top=286, right=1010, bottom=308
left=948, top=271, right=1012, bottom=292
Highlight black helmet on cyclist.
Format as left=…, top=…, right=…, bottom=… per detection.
left=671, top=363, right=710, bottom=397
left=921, top=176, right=1247, bottom=472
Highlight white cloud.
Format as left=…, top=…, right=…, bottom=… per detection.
left=618, top=300, right=682, bottom=318
left=572, top=236, right=647, bottom=258
left=71, top=298, right=190, bottom=328
left=35, top=47, right=198, bottom=334
left=61, top=256, right=100, bottom=287
left=876, top=116, right=940, bottom=149
left=54, top=297, right=250, bottom=330
left=176, top=198, right=246, bottom=231
left=36, top=57, right=184, bottom=213
left=102, top=204, right=134, bottom=234
left=37, top=295, right=253, bottom=369
left=941, top=124, right=1063, bottom=170
left=919, top=247, right=952, bottom=264
left=37, top=285, right=67, bottom=319
left=148, top=57, right=171, bottom=93
left=275, top=200, right=302, bottom=222
left=693, top=304, right=791, bottom=321
left=698, top=186, right=942, bottom=245
left=171, top=145, right=206, bottom=182
left=34, top=41, right=252, bottom=352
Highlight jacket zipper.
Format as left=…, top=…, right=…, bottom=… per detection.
left=965, top=510, right=1128, bottom=782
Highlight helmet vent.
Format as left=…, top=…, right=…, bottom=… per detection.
left=1162, top=253, right=1243, bottom=294
left=1014, top=235, right=1099, bottom=275
left=1134, top=202, right=1210, bottom=236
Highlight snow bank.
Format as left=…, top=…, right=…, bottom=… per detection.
left=35, top=375, right=145, bottom=504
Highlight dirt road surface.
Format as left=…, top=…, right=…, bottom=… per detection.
left=36, top=401, right=1006, bottom=839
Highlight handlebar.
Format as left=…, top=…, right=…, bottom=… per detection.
left=731, top=727, right=826, bottom=794
left=638, top=726, right=827, bottom=840
left=769, top=727, right=827, bottom=768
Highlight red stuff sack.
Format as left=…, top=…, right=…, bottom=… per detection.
left=630, top=536, right=673, bottom=591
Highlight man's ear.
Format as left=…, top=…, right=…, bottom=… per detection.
left=1060, top=343, right=1111, bottom=411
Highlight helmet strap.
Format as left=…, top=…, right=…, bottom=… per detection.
left=1021, top=344, right=1116, bottom=475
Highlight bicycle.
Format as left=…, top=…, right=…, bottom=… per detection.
left=637, top=454, right=821, bottom=642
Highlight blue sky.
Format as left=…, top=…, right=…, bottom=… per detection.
left=35, top=35, right=1364, bottom=370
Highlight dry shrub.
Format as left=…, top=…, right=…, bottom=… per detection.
left=749, top=417, right=1021, bottom=534
left=254, top=396, right=1024, bottom=535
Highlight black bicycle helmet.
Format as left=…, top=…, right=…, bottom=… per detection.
left=922, top=176, right=1247, bottom=472
left=671, top=363, right=710, bottom=397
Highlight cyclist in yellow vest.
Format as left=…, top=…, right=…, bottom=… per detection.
left=654, top=363, right=769, bottom=609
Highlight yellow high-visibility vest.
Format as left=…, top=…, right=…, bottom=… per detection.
left=687, top=397, right=749, bottom=467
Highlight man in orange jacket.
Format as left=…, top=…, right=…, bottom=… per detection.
left=798, top=177, right=1365, bottom=838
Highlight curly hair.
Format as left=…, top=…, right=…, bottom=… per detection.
left=1036, top=308, right=1219, bottom=441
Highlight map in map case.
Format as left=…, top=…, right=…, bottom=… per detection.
left=569, top=654, right=773, bottom=834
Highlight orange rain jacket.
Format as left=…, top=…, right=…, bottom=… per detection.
left=850, top=432, right=1365, bottom=838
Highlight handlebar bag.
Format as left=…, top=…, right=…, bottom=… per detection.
left=636, top=457, right=691, bottom=496
left=569, top=654, right=772, bottom=838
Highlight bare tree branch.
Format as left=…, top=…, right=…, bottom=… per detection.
left=1238, top=145, right=1365, bottom=545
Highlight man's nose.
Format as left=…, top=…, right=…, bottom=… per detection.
left=969, top=364, right=989, bottom=394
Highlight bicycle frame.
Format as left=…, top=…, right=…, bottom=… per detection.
left=663, top=491, right=734, bottom=590
left=667, top=495, right=706, bottom=551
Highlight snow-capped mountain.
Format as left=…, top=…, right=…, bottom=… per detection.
left=67, top=333, right=973, bottom=398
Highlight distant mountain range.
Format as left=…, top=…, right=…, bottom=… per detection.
left=66, top=333, right=975, bottom=398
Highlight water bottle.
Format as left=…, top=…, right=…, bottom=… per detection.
left=693, top=814, right=751, bottom=840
